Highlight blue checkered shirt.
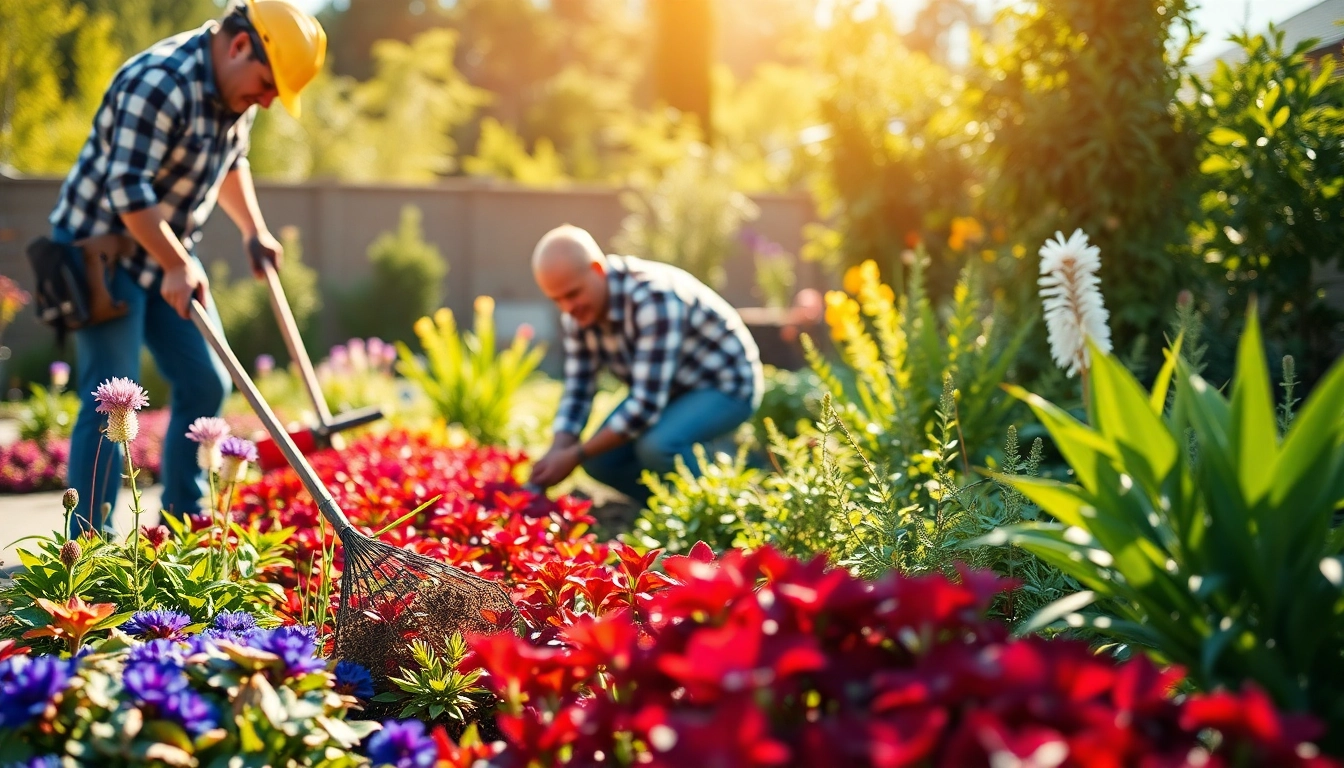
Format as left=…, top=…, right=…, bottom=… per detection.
left=553, top=256, right=764, bottom=439
left=49, top=23, right=254, bottom=287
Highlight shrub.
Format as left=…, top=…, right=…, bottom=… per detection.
left=985, top=308, right=1344, bottom=744
left=396, top=298, right=545, bottom=446
left=340, top=205, right=449, bottom=347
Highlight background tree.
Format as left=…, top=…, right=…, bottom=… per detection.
left=650, top=0, right=714, bottom=140
left=0, top=0, right=121, bottom=174
left=976, top=0, right=1201, bottom=358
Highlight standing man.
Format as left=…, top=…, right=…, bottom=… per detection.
left=528, top=225, right=763, bottom=506
left=49, top=0, right=326, bottom=536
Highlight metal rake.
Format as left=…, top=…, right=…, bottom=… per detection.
left=189, top=298, right=517, bottom=681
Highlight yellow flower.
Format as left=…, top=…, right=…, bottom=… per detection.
left=877, top=284, right=895, bottom=304
left=413, top=316, right=435, bottom=339
left=474, top=295, right=496, bottom=317
left=981, top=249, right=997, bottom=263
left=843, top=265, right=864, bottom=296
left=434, top=307, right=454, bottom=328
left=1012, top=244, right=1027, bottom=259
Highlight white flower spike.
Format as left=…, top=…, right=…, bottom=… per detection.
left=1038, top=228, right=1112, bottom=378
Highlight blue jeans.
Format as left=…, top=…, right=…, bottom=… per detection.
left=59, top=232, right=230, bottom=537
left=582, top=388, right=755, bottom=508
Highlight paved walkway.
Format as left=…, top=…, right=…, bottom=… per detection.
left=0, top=486, right=162, bottom=575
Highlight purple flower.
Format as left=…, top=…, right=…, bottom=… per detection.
left=17, top=756, right=62, bottom=768
left=248, top=626, right=325, bottom=677
left=366, top=719, right=438, bottom=768
left=211, top=611, right=258, bottom=633
left=333, top=660, right=375, bottom=699
left=121, top=610, right=192, bottom=640
left=128, top=638, right=186, bottom=665
left=122, top=659, right=188, bottom=705
left=163, top=690, right=218, bottom=736
left=50, top=361, right=71, bottom=390
left=219, top=436, right=258, bottom=463
left=0, top=656, right=72, bottom=729
left=255, top=354, right=276, bottom=376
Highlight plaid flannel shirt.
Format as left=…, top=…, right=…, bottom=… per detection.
left=553, top=255, right=764, bottom=439
left=49, top=23, right=254, bottom=288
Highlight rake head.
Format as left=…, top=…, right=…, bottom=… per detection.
left=333, top=529, right=517, bottom=686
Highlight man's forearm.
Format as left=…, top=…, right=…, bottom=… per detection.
left=551, top=432, right=579, bottom=450
left=577, top=427, right=629, bottom=460
left=120, top=208, right=192, bottom=272
left=218, top=165, right=266, bottom=238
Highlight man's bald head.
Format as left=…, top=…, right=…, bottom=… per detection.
left=532, top=225, right=609, bottom=328
left=532, top=224, right=604, bottom=276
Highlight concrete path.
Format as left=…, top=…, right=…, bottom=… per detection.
left=0, top=486, right=162, bottom=575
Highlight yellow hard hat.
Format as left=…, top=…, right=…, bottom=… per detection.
left=243, top=0, right=326, bottom=118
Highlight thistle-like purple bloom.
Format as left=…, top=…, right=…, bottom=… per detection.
left=248, top=626, right=326, bottom=677
left=366, top=720, right=438, bottom=768
left=122, top=659, right=188, bottom=705
left=219, top=436, right=258, bottom=462
left=92, top=377, right=150, bottom=414
left=211, top=611, right=258, bottom=633
left=0, top=656, right=72, bottom=729
left=333, top=660, right=375, bottom=699
left=92, top=377, right=150, bottom=443
left=163, top=690, right=219, bottom=736
left=121, top=609, right=193, bottom=641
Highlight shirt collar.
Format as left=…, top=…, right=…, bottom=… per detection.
left=197, top=22, right=228, bottom=112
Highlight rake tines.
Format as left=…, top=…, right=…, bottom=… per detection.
left=333, top=533, right=516, bottom=682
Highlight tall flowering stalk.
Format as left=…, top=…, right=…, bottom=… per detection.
left=1038, top=229, right=1112, bottom=399
left=216, top=436, right=258, bottom=580
left=93, top=377, right=151, bottom=607
left=187, top=417, right=232, bottom=576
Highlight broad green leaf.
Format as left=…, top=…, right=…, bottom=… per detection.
left=1087, top=339, right=1177, bottom=482
left=997, top=476, right=1096, bottom=529
left=1228, top=310, right=1277, bottom=504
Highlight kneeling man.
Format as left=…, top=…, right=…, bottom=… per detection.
left=527, top=225, right=763, bottom=506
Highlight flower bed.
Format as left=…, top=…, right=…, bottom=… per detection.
left=219, top=430, right=1337, bottom=766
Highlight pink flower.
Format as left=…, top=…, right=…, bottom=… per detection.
left=93, top=377, right=150, bottom=443
left=187, top=416, right=231, bottom=471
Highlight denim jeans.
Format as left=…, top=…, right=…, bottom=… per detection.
left=582, top=388, right=755, bottom=508
left=57, top=230, right=230, bottom=537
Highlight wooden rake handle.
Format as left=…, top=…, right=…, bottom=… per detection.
left=189, top=299, right=354, bottom=534
left=254, top=248, right=333, bottom=426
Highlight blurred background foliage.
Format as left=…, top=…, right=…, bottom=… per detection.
left=2, top=0, right=1341, bottom=392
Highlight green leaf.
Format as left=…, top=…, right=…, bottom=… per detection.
left=1271, top=105, right=1290, bottom=129
left=1087, top=338, right=1178, bottom=484
left=1014, top=590, right=1097, bottom=637
left=1200, top=155, right=1238, bottom=174
left=1208, top=127, right=1247, bottom=146
left=1149, top=335, right=1183, bottom=415
left=1229, top=308, right=1277, bottom=505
